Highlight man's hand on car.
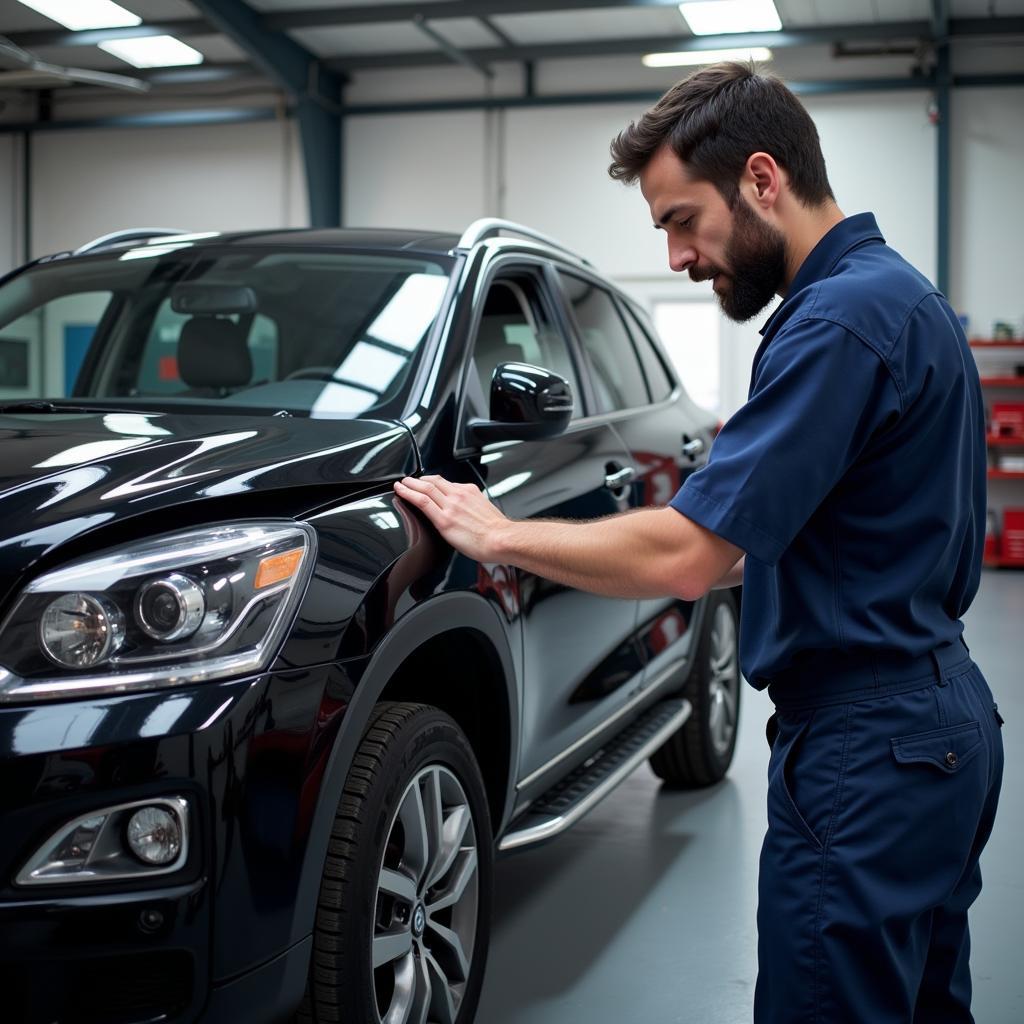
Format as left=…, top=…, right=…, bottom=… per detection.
left=395, top=475, right=509, bottom=563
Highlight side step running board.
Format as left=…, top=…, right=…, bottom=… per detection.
left=498, top=698, right=691, bottom=853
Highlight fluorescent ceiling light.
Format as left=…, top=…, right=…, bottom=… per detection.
left=99, top=36, right=204, bottom=68
left=17, top=1, right=141, bottom=31
left=643, top=46, right=773, bottom=67
left=679, top=0, right=782, bottom=36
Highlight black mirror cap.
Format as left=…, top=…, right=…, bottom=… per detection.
left=469, top=362, right=573, bottom=444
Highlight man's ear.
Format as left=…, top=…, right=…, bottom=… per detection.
left=745, top=152, right=781, bottom=209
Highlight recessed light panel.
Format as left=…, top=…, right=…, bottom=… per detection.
left=17, top=1, right=141, bottom=31
left=99, top=36, right=204, bottom=69
left=643, top=46, right=773, bottom=68
left=679, top=0, right=782, bottom=36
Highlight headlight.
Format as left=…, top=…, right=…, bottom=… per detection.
left=0, top=521, right=315, bottom=703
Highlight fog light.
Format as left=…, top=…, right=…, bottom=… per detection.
left=40, top=592, right=125, bottom=668
left=16, top=797, right=190, bottom=886
left=127, top=806, right=182, bottom=865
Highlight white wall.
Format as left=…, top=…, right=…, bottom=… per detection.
left=0, top=135, right=24, bottom=275
left=27, top=117, right=306, bottom=264
left=950, top=87, right=1024, bottom=338
left=344, top=111, right=491, bottom=228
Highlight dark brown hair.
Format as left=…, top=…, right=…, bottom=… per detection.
left=609, top=62, right=834, bottom=207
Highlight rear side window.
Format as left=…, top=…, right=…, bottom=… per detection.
left=556, top=271, right=649, bottom=413
left=621, top=304, right=674, bottom=402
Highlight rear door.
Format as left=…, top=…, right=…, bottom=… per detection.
left=456, top=260, right=645, bottom=790
left=553, top=270, right=717, bottom=693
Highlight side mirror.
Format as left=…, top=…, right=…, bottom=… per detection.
left=468, top=362, right=573, bottom=444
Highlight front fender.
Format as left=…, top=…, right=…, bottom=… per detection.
left=288, top=591, right=519, bottom=949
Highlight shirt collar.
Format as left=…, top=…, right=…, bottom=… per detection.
left=759, top=212, right=885, bottom=337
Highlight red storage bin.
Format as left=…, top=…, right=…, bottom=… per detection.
left=992, top=403, right=1024, bottom=438
left=1001, top=508, right=1024, bottom=562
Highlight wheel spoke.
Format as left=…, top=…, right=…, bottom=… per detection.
left=427, top=848, right=478, bottom=915
left=382, top=952, right=416, bottom=1024
left=427, top=804, right=471, bottom=890
left=426, top=918, right=471, bottom=982
left=379, top=867, right=417, bottom=905
left=425, top=950, right=459, bottom=1024
left=374, top=928, right=413, bottom=969
left=708, top=692, right=725, bottom=741
left=407, top=949, right=432, bottom=1024
left=422, top=768, right=445, bottom=888
left=721, top=684, right=737, bottom=723
left=396, top=784, right=430, bottom=885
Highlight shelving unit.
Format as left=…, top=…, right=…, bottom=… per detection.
left=972, top=339, right=1024, bottom=568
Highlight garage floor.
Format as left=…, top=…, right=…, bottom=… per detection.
left=477, top=572, right=1023, bottom=1024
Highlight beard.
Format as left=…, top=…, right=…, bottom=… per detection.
left=693, top=196, right=788, bottom=323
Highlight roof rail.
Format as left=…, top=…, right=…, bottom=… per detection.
left=455, top=218, right=592, bottom=266
left=73, top=228, right=193, bottom=255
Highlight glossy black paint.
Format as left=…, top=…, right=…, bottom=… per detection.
left=0, top=232, right=721, bottom=1024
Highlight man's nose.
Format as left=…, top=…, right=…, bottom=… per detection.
left=668, top=241, right=697, bottom=274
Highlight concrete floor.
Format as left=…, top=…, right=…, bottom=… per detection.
left=477, top=571, right=1024, bottom=1024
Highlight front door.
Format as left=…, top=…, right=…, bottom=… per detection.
left=458, top=264, right=645, bottom=789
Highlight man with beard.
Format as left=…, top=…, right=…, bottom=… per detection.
left=394, top=64, right=1002, bottom=1023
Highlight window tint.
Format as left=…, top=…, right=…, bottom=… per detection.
left=556, top=271, right=649, bottom=412
left=621, top=304, right=674, bottom=402
left=471, top=276, right=581, bottom=419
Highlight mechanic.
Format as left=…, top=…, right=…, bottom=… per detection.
left=394, top=63, right=1003, bottom=1024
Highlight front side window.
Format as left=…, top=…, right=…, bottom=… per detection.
left=555, top=271, right=649, bottom=413
left=0, top=245, right=452, bottom=418
left=469, top=274, right=581, bottom=419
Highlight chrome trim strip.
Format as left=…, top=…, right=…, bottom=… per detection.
left=455, top=218, right=591, bottom=265
left=516, top=655, right=688, bottom=791
left=499, top=699, right=691, bottom=852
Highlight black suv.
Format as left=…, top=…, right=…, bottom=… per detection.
left=0, top=221, right=740, bottom=1024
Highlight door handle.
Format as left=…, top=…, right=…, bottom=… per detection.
left=604, top=466, right=636, bottom=491
left=682, top=437, right=705, bottom=458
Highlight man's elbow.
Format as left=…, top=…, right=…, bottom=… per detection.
left=657, top=556, right=713, bottom=603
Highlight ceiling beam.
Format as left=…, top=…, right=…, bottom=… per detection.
left=189, top=0, right=343, bottom=227
left=317, top=17, right=1023, bottom=71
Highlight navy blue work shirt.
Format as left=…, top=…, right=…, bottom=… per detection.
left=671, top=212, right=986, bottom=689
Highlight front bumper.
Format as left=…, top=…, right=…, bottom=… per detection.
left=0, top=661, right=351, bottom=1024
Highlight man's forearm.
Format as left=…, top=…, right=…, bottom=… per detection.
left=496, top=508, right=695, bottom=600
left=392, top=474, right=744, bottom=601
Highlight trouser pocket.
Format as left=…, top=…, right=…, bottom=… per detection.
left=890, top=721, right=983, bottom=773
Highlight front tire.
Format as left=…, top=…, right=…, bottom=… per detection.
left=649, top=590, right=741, bottom=788
left=298, top=702, right=493, bottom=1024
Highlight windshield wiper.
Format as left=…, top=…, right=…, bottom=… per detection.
left=0, top=400, right=142, bottom=415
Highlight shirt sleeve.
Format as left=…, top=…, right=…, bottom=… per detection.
left=671, top=317, right=902, bottom=565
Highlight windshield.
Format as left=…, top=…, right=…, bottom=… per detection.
left=0, top=243, right=452, bottom=419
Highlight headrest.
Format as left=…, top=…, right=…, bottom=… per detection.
left=178, top=317, right=252, bottom=390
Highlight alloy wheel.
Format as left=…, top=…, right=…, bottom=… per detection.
left=373, top=765, right=480, bottom=1024
left=707, top=602, right=739, bottom=758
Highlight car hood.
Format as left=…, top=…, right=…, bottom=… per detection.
left=0, top=410, right=418, bottom=592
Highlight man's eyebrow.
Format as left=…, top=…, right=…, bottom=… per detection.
left=653, top=203, right=695, bottom=229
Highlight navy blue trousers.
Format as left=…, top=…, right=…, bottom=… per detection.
left=755, top=641, right=1004, bottom=1024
